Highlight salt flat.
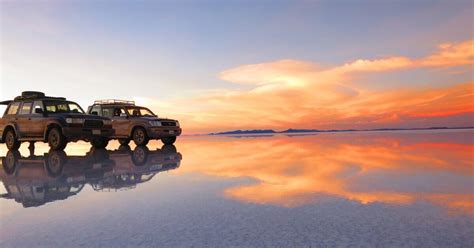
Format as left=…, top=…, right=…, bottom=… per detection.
left=1, top=130, right=473, bottom=247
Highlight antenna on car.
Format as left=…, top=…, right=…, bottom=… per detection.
left=94, top=99, right=135, bottom=105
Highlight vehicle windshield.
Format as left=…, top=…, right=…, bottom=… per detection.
left=44, top=100, right=85, bottom=114
left=125, top=107, right=156, bottom=117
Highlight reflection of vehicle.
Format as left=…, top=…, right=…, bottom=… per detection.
left=0, top=149, right=114, bottom=207
left=91, top=145, right=182, bottom=191
left=0, top=145, right=181, bottom=207
left=87, top=99, right=181, bottom=146
left=0, top=91, right=114, bottom=150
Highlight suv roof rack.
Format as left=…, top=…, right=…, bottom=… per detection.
left=22, top=91, right=45, bottom=98
left=94, top=99, right=135, bottom=105
left=13, top=96, right=66, bottom=101
left=12, top=91, right=66, bottom=101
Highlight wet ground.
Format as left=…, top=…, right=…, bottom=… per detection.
left=0, top=130, right=473, bottom=247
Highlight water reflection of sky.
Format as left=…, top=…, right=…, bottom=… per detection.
left=1, top=130, right=473, bottom=247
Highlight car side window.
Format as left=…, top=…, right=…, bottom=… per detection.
left=6, top=102, right=21, bottom=115
left=114, top=108, right=126, bottom=117
left=19, top=102, right=33, bottom=115
left=102, top=108, right=114, bottom=118
left=90, top=105, right=101, bottom=116
left=32, top=101, right=44, bottom=115
left=68, top=103, right=81, bottom=113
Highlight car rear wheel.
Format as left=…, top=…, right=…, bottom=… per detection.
left=118, top=138, right=130, bottom=146
left=48, top=128, right=67, bottom=150
left=91, top=137, right=109, bottom=149
left=132, top=127, right=149, bottom=146
left=161, top=136, right=176, bottom=145
left=5, top=130, right=21, bottom=150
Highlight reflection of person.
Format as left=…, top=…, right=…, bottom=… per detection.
left=28, top=142, right=35, bottom=156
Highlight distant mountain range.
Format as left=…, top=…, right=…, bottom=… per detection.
left=208, top=126, right=474, bottom=135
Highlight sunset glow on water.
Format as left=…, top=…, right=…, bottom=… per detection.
left=1, top=130, right=473, bottom=247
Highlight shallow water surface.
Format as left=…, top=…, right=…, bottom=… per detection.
left=1, top=130, right=473, bottom=247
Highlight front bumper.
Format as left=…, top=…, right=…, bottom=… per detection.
left=146, top=126, right=182, bottom=138
left=62, top=127, right=115, bottom=141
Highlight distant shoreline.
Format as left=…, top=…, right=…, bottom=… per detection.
left=207, top=126, right=474, bottom=136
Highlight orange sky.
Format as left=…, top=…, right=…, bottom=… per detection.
left=1, top=2, right=473, bottom=134
left=142, top=40, right=474, bottom=134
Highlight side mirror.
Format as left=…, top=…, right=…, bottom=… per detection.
left=35, top=108, right=44, bottom=114
left=120, top=113, right=127, bottom=118
left=91, top=111, right=98, bottom=115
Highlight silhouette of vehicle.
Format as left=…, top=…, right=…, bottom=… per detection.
left=0, top=145, right=182, bottom=207
left=87, top=99, right=181, bottom=146
left=0, top=91, right=114, bottom=150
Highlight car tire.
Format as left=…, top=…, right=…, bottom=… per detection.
left=48, top=128, right=67, bottom=150
left=161, top=144, right=177, bottom=154
left=132, top=127, right=149, bottom=146
left=118, top=138, right=130, bottom=146
left=5, top=130, right=21, bottom=150
left=161, top=136, right=176, bottom=145
left=46, top=150, right=66, bottom=177
left=89, top=147, right=109, bottom=161
left=132, top=145, right=149, bottom=166
left=91, top=137, right=109, bottom=149
left=3, top=150, right=20, bottom=175
left=118, top=144, right=132, bottom=154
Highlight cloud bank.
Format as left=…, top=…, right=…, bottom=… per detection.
left=149, top=40, right=473, bottom=134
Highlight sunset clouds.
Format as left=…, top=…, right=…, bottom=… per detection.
left=150, top=40, right=473, bottom=133
left=1, top=0, right=473, bottom=134
left=2, top=1, right=472, bottom=134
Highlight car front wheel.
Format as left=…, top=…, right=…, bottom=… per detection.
left=48, top=128, right=67, bottom=150
left=132, top=146, right=149, bottom=166
left=118, top=138, right=130, bottom=146
left=132, top=127, right=149, bottom=146
left=91, top=137, right=109, bottom=149
left=161, top=136, right=176, bottom=145
left=5, top=130, right=21, bottom=150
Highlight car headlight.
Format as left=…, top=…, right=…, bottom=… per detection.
left=149, top=121, right=162, bottom=126
left=66, top=118, right=85, bottom=124
left=103, top=120, right=112, bottom=125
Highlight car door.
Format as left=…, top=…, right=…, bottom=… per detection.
left=3, top=102, right=21, bottom=134
left=103, top=107, right=129, bottom=137
left=16, top=101, right=33, bottom=138
left=29, top=100, right=46, bottom=137
left=89, top=105, right=101, bottom=116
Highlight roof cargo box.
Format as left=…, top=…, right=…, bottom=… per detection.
left=21, top=91, right=45, bottom=99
